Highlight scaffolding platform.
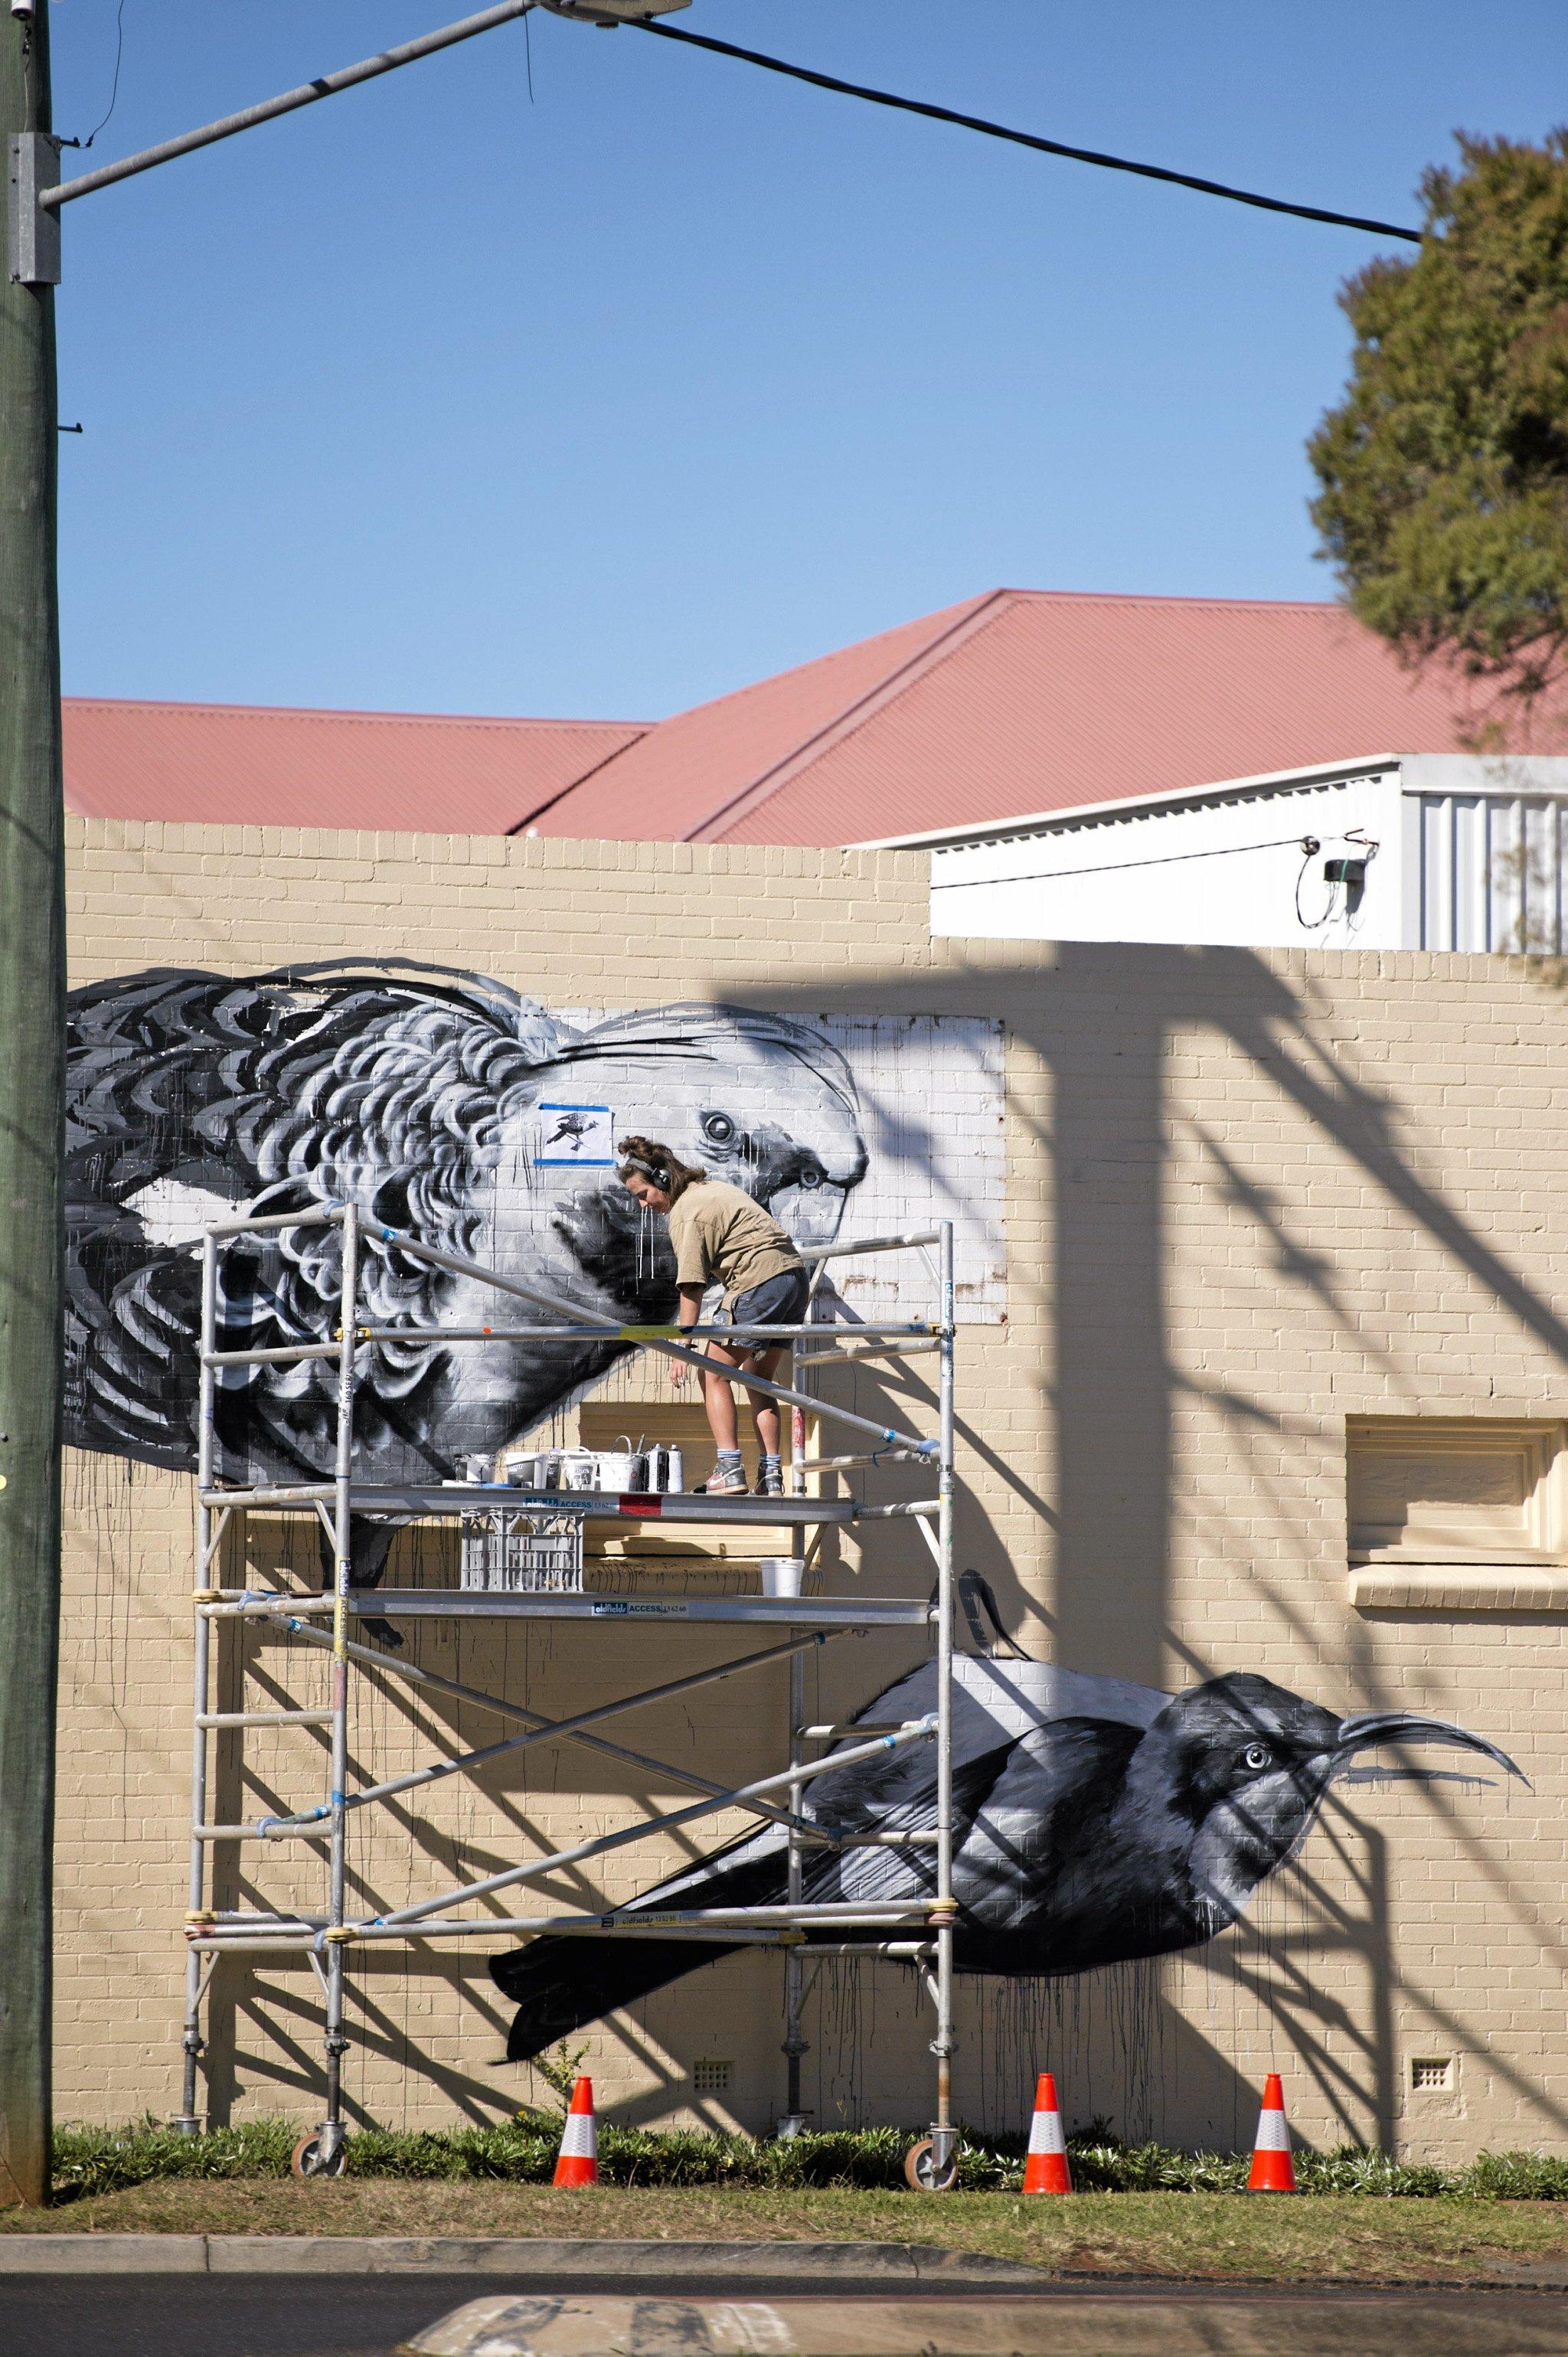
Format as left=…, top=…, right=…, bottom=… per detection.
left=205, top=1588, right=933, bottom=1628
left=201, top=1483, right=867, bottom=1525
left=178, top=1205, right=962, bottom=2189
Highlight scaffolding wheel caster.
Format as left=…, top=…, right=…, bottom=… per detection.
left=291, top=2130, right=347, bottom=2181
left=903, top=2136, right=958, bottom=2193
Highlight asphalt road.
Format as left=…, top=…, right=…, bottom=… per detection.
left=7, top=2274, right=1568, bottom=2357
left=0, top=2272, right=482, bottom=2357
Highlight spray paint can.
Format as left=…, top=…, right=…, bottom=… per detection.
left=664, top=1447, right=684, bottom=1494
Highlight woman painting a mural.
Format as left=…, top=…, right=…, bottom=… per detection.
left=617, top=1134, right=810, bottom=1496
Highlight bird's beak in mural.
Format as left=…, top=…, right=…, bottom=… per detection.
left=769, top=1179, right=851, bottom=1247
left=1334, top=1711, right=1527, bottom=1786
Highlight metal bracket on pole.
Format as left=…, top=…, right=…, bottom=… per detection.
left=540, top=1, right=689, bottom=21
left=8, top=132, right=58, bottom=284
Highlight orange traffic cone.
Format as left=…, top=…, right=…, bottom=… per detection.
left=1021, top=2071, right=1073, bottom=2194
left=552, top=2074, right=599, bottom=2188
left=1246, top=2072, right=1297, bottom=2193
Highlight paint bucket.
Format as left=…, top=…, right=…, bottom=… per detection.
left=759, top=1558, right=804, bottom=1598
left=560, top=1449, right=598, bottom=1492
left=594, top=1439, right=643, bottom=1492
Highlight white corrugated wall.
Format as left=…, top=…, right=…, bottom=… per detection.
left=1417, top=795, right=1568, bottom=953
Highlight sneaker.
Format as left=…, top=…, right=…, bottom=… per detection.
left=696, top=1464, right=748, bottom=1496
left=755, top=1465, right=785, bottom=1498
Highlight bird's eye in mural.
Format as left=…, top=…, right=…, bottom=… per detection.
left=1240, top=1744, right=1273, bottom=1773
left=798, top=1161, right=824, bottom=1190
left=701, top=1111, right=737, bottom=1144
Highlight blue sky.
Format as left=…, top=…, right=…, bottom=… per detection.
left=51, top=1, right=1566, bottom=718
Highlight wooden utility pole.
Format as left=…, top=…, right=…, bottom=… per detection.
left=0, top=0, right=677, bottom=2208
left=0, top=2, right=62, bottom=2212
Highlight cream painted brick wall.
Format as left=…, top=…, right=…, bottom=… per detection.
left=54, top=817, right=1568, bottom=2159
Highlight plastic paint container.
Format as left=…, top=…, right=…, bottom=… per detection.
left=594, top=1437, right=644, bottom=1492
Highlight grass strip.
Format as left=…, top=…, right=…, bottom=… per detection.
left=8, top=2179, right=1568, bottom=2281
left=43, top=2118, right=1568, bottom=2202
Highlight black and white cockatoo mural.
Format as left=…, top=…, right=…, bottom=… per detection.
left=491, top=1650, right=1524, bottom=2058
left=66, top=960, right=866, bottom=1478
left=66, top=962, right=867, bottom=1621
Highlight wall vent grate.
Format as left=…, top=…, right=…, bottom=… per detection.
left=1411, top=2057, right=1455, bottom=2091
left=693, top=2059, right=733, bottom=2095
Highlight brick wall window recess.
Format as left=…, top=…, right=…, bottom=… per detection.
left=1348, top=1419, right=1568, bottom=1613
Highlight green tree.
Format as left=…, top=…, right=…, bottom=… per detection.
left=1308, top=132, right=1568, bottom=717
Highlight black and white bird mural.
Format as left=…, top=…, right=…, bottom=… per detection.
left=67, top=961, right=1521, bottom=2006
left=65, top=959, right=867, bottom=1491
left=490, top=1653, right=1523, bottom=2060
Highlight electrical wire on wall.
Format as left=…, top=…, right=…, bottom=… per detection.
left=1294, top=832, right=1379, bottom=929
left=942, top=829, right=1341, bottom=894
left=1293, top=836, right=1331, bottom=928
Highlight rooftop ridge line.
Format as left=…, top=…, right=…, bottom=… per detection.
left=507, top=724, right=655, bottom=835
left=684, top=590, right=1017, bottom=845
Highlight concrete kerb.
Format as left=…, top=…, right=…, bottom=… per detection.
left=397, top=2291, right=1568, bottom=2357
left=0, top=2236, right=1050, bottom=2282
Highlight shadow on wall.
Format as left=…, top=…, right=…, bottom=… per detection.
left=136, top=940, right=1563, bottom=2147
left=752, top=940, right=1564, bottom=2150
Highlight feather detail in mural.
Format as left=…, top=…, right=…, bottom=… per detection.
left=489, top=1659, right=1524, bottom=2059
left=65, top=959, right=867, bottom=1486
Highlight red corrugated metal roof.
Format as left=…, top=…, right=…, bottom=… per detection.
left=62, top=698, right=645, bottom=833
left=522, top=593, right=997, bottom=843
left=534, top=590, right=1500, bottom=846
left=64, top=590, right=1504, bottom=846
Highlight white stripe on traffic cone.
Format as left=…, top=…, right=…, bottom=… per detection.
left=552, top=2074, right=599, bottom=2187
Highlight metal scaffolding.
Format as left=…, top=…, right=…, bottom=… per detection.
left=177, top=1205, right=959, bottom=2186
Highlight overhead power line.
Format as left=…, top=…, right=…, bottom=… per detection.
left=634, top=20, right=1423, bottom=246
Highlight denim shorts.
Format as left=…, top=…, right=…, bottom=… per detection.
left=727, top=1264, right=812, bottom=1335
